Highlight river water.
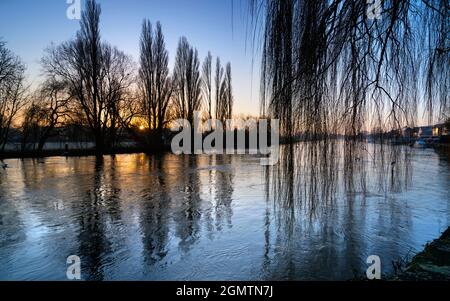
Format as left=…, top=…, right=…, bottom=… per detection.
left=0, top=143, right=449, bottom=280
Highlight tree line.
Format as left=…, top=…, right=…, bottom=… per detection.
left=0, top=0, right=234, bottom=155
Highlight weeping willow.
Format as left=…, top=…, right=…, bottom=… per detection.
left=249, top=0, right=448, bottom=216
left=250, top=0, right=449, bottom=137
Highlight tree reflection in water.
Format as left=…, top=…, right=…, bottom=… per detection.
left=76, top=157, right=120, bottom=280
left=262, top=140, right=415, bottom=279
left=0, top=146, right=448, bottom=280
left=140, top=155, right=171, bottom=266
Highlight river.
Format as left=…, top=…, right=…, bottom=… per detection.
left=0, top=143, right=449, bottom=280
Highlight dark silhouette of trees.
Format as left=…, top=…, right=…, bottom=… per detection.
left=221, top=62, right=233, bottom=121
left=138, top=20, right=172, bottom=148
left=215, top=59, right=233, bottom=125
left=214, top=57, right=224, bottom=122
left=249, top=0, right=449, bottom=138
left=0, top=41, right=26, bottom=153
left=248, top=0, right=449, bottom=215
left=202, top=52, right=213, bottom=119
left=445, top=110, right=450, bottom=131
left=41, top=0, right=134, bottom=154
left=2, top=1, right=239, bottom=155
left=20, top=103, right=43, bottom=152
left=20, top=78, right=72, bottom=153
left=173, top=37, right=202, bottom=124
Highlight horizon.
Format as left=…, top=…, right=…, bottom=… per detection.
left=0, top=0, right=442, bottom=126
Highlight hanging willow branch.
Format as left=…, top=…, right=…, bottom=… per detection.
left=249, top=0, right=449, bottom=138
left=249, top=0, right=449, bottom=215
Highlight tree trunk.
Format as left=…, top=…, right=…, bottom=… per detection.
left=95, top=132, right=104, bottom=155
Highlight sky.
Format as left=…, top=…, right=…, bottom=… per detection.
left=0, top=0, right=261, bottom=116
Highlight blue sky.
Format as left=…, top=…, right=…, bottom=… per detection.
left=0, top=0, right=261, bottom=115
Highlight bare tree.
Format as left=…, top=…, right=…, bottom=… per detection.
left=223, top=62, right=233, bottom=120
left=214, top=57, right=224, bottom=121
left=20, top=102, right=43, bottom=152
left=202, top=52, right=213, bottom=119
left=216, top=59, right=233, bottom=125
left=247, top=0, right=449, bottom=209
left=173, top=37, right=202, bottom=124
left=0, top=41, right=27, bottom=153
left=34, top=78, right=72, bottom=153
left=138, top=20, right=172, bottom=147
left=41, top=0, right=134, bottom=153
left=249, top=0, right=449, bottom=138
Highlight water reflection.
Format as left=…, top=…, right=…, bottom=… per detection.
left=262, top=141, right=445, bottom=279
left=0, top=143, right=448, bottom=280
left=75, top=157, right=119, bottom=280
left=267, top=141, right=415, bottom=217
left=212, top=155, right=234, bottom=232
left=173, top=156, right=203, bottom=252
left=139, top=155, right=170, bottom=267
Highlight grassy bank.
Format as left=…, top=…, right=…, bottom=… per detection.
left=394, top=227, right=450, bottom=280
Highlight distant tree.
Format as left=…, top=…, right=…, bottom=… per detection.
left=214, top=57, right=224, bottom=122
left=138, top=20, right=172, bottom=146
left=223, top=62, right=233, bottom=120
left=115, top=87, right=139, bottom=142
left=0, top=41, right=27, bottom=153
left=20, top=102, right=43, bottom=152
left=445, top=115, right=450, bottom=131
left=37, top=79, right=72, bottom=153
left=201, top=52, right=213, bottom=119
left=173, top=37, right=202, bottom=124
left=216, top=60, right=233, bottom=125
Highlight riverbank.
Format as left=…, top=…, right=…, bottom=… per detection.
left=2, top=138, right=450, bottom=160
left=394, top=227, right=450, bottom=280
left=0, top=146, right=153, bottom=159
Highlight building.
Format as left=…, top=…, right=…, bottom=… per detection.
left=417, top=126, right=433, bottom=138
left=432, top=123, right=449, bottom=137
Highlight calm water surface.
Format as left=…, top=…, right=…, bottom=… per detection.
left=0, top=144, right=449, bottom=280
